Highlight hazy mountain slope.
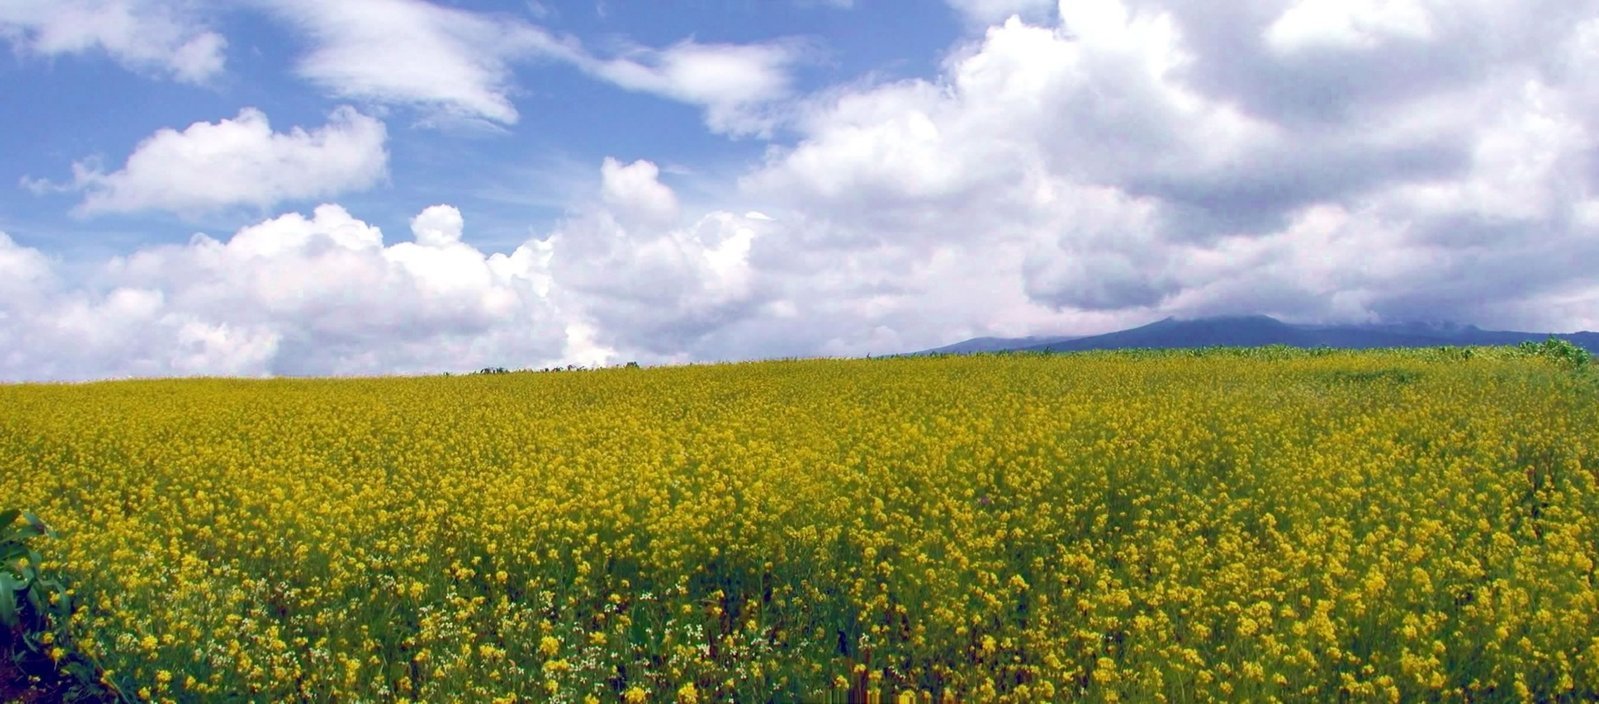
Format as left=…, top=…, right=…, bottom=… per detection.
left=920, top=335, right=1079, bottom=355
left=919, top=316, right=1599, bottom=355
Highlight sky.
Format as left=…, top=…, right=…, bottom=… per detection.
left=1, top=0, right=1597, bottom=380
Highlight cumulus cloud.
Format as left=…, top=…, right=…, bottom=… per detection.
left=0, top=0, right=225, bottom=82
left=542, top=207, right=769, bottom=359
left=733, top=0, right=1599, bottom=343
left=0, top=231, right=52, bottom=300
left=0, top=160, right=774, bottom=380
left=260, top=0, right=807, bottom=132
left=49, top=107, right=388, bottom=216
left=600, top=158, right=680, bottom=226
left=0, top=204, right=566, bottom=380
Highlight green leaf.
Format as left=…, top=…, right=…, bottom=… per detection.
left=0, top=544, right=26, bottom=563
left=0, top=509, right=19, bottom=530
left=64, top=660, right=96, bottom=683
left=0, top=573, right=18, bottom=627
left=50, top=583, right=71, bottom=618
left=1, top=569, right=29, bottom=592
left=22, top=512, right=55, bottom=538
left=25, top=586, right=46, bottom=624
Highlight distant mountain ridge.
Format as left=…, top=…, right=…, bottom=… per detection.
left=920, top=335, right=1082, bottom=355
left=918, top=315, right=1599, bottom=355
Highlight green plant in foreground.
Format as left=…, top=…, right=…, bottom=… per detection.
left=2, top=509, right=112, bottom=702
left=1, top=510, right=66, bottom=636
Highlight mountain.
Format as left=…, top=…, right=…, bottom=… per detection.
left=918, top=315, right=1599, bottom=355
left=920, top=334, right=1080, bottom=355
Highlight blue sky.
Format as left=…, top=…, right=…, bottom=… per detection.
left=3, top=1, right=955, bottom=253
left=2, top=0, right=1598, bottom=380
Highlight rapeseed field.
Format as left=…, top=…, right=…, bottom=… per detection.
left=4, top=348, right=1597, bottom=702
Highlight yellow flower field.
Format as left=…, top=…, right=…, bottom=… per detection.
left=4, top=348, right=1598, bottom=702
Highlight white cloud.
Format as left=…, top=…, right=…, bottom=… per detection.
left=0, top=231, right=53, bottom=301
left=542, top=206, right=768, bottom=359
left=259, top=0, right=807, bottom=132
left=732, top=0, right=1599, bottom=347
left=409, top=203, right=465, bottom=248
left=600, top=158, right=680, bottom=226
left=56, top=107, right=388, bottom=216
left=754, top=9, right=1270, bottom=223
left=0, top=160, right=771, bottom=380
left=0, top=0, right=225, bottom=82
left=1265, top=0, right=1434, bottom=52
left=583, top=40, right=808, bottom=135
left=262, top=0, right=572, bottom=126
left=0, top=203, right=571, bottom=380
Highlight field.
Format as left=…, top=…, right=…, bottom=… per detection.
left=5, top=348, right=1599, bottom=702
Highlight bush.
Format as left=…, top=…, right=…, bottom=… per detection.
left=1517, top=337, right=1592, bottom=369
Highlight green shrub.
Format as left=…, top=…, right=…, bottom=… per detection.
left=1517, top=337, right=1592, bottom=369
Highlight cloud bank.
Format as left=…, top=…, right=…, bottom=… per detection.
left=0, top=159, right=770, bottom=380
left=734, top=0, right=1599, bottom=338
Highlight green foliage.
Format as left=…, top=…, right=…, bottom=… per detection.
left=1516, top=337, right=1592, bottom=370
left=2, top=510, right=113, bottom=702
left=0, top=510, right=64, bottom=634
left=1323, top=368, right=1423, bottom=385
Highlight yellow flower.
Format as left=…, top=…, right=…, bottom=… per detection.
left=676, top=682, right=699, bottom=704
left=8, top=349, right=1597, bottom=701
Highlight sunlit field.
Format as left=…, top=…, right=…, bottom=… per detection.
left=6, top=349, right=1598, bottom=702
